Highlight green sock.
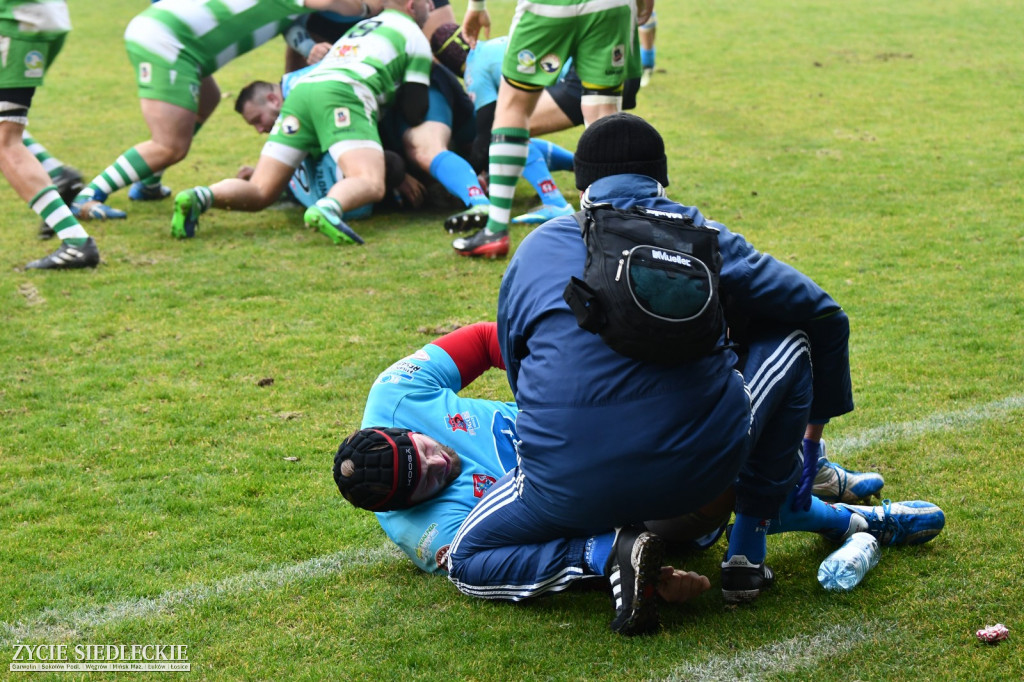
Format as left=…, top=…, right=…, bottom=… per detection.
left=31, top=186, right=88, bottom=245
left=485, top=127, right=530, bottom=234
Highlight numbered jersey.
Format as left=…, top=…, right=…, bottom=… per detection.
left=295, top=8, right=431, bottom=110
left=124, top=0, right=312, bottom=76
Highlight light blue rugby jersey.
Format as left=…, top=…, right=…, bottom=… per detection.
left=464, top=36, right=572, bottom=111
left=361, top=342, right=519, bottom=574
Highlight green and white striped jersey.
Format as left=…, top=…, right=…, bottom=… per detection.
left=296, top=9, right=431, bottom=110
left=124, top=0, right=314, bottom=77
left=0, top=0, right=71, bottom=38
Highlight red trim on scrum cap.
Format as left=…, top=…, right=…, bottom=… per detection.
left=366, top=428, right=421, bottom=511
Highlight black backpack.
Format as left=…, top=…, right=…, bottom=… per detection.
left=562, top=203, right=725, bottom=365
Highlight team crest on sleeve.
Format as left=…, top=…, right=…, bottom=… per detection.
left=138, top=62, right=152, bottom=84
left=472, top=473, right=497, bottom=498
left=281, top=115, right=301, bottom=135
left=412, top=350, right=430, bottom=361
left=334, top=107, right=351, bottom=128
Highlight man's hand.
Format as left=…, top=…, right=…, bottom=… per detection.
left=656, top=566, right=710, bottom=604
left=460, top=9, right=490, bottom=48
left=397, top=173, right=426, bottom=208
left=236, top=165, right=255, bottom=181
left=637, top=0, right=654, bottom=27
left=308, top=42, right=332, bottom=64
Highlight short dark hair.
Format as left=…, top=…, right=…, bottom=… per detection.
left=234, top=81, right=276, bottom=115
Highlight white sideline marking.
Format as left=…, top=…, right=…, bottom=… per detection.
left=0, top=545, right=399, bottom=647
left=2, top=396, right=1019, bottom=647
left=830, top=395, right=1024, bottom=454
left=660, top=622, right=882, bottom=681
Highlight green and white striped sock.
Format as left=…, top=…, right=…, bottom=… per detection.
left=79, top=147, right=156, bottom=203
left=31, top=186, right=88, bottom=245
left=21, top=132, right=63, bottom=180
left=485, top=127, right=530, bottom=235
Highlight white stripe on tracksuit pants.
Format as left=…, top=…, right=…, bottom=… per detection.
left=447, top=330, right=813, bottom=600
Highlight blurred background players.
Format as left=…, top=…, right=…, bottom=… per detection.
left=638, top=11, right=656, bottom=87
left=451, top=0, right=652, bottom=258
left=70, top=0, right=371, bottom=221
left=0, top=0, right=98, bottom=269
left=171, top=0, right=435, bottom=245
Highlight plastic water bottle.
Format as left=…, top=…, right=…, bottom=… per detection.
left=817, top=532, right=881, bottom=591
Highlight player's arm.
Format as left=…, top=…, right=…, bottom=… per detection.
left=431, top=322, right=505, bottom=390
left=396, top=82, right=430, bottom=127
left=461, top=1, right=490, bottom=48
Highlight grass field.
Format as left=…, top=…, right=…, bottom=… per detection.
left=1, top=1, right=1022, bottom=680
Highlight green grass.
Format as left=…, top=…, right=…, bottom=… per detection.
left=2, top=1, right=1022, bottom=680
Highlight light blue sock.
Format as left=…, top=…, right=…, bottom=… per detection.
left=529, top=139, right=574, bottom=172
left=429, top=150, right=488, bottom=207
left=726, top=513, right=769, bottom=563
left=583, top=531, right=616, bottom=575
left=522, top=143, right=568, bottom=207
left=641, top=48, right=655, bottom=70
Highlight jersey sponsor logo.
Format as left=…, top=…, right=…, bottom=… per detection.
left=23, top=50, right=44, bottom=78
left=332, top=43, right=359, bottom=60
left=281, top=115, right=301, bottom=135
left=435, top=544, right=450, bottom=570
left=446, top=412, right=480, bottom=434
left=641, top=208, right=685, bottom=219
left=516, top=49, right=536, bottom=75
left=334, top=107, right=351, bottom=128
left=539, top=179, right=556, bottom=194
left=415, top=523, right=440, bottom=560
left=377, top=372, right=414, bottom=384
left=539, top=54, right=561, bottom=74
left=391, top=360, right=422, bottom=374
left=611, top=44, right=626, bottom=68
left=473, top=473, right=497, bottom=498
left=139, top=62, right=152, bottom=85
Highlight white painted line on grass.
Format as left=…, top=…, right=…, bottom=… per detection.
left=830, top=394, right=1023, bottom=454
left=0, top=545, right=400, bottom=647
left=659, top=622, right=882, bottom=681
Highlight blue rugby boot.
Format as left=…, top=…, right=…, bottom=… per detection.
left=811, top=440, right=885, bottom=503
left=71, top=198, right=126, bottom=221
left=837, top=499, right=945, bottom=546
left=511, top=202, right=575, bottom=225
left=129, top=181, right=172, bottom=201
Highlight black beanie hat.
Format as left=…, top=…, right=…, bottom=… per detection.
left=573, top=113, right=669, bottom=190
left=334, top=427, right=421, bottom=511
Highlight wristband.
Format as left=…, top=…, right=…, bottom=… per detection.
left=468, top=1, right=486, bottom=11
